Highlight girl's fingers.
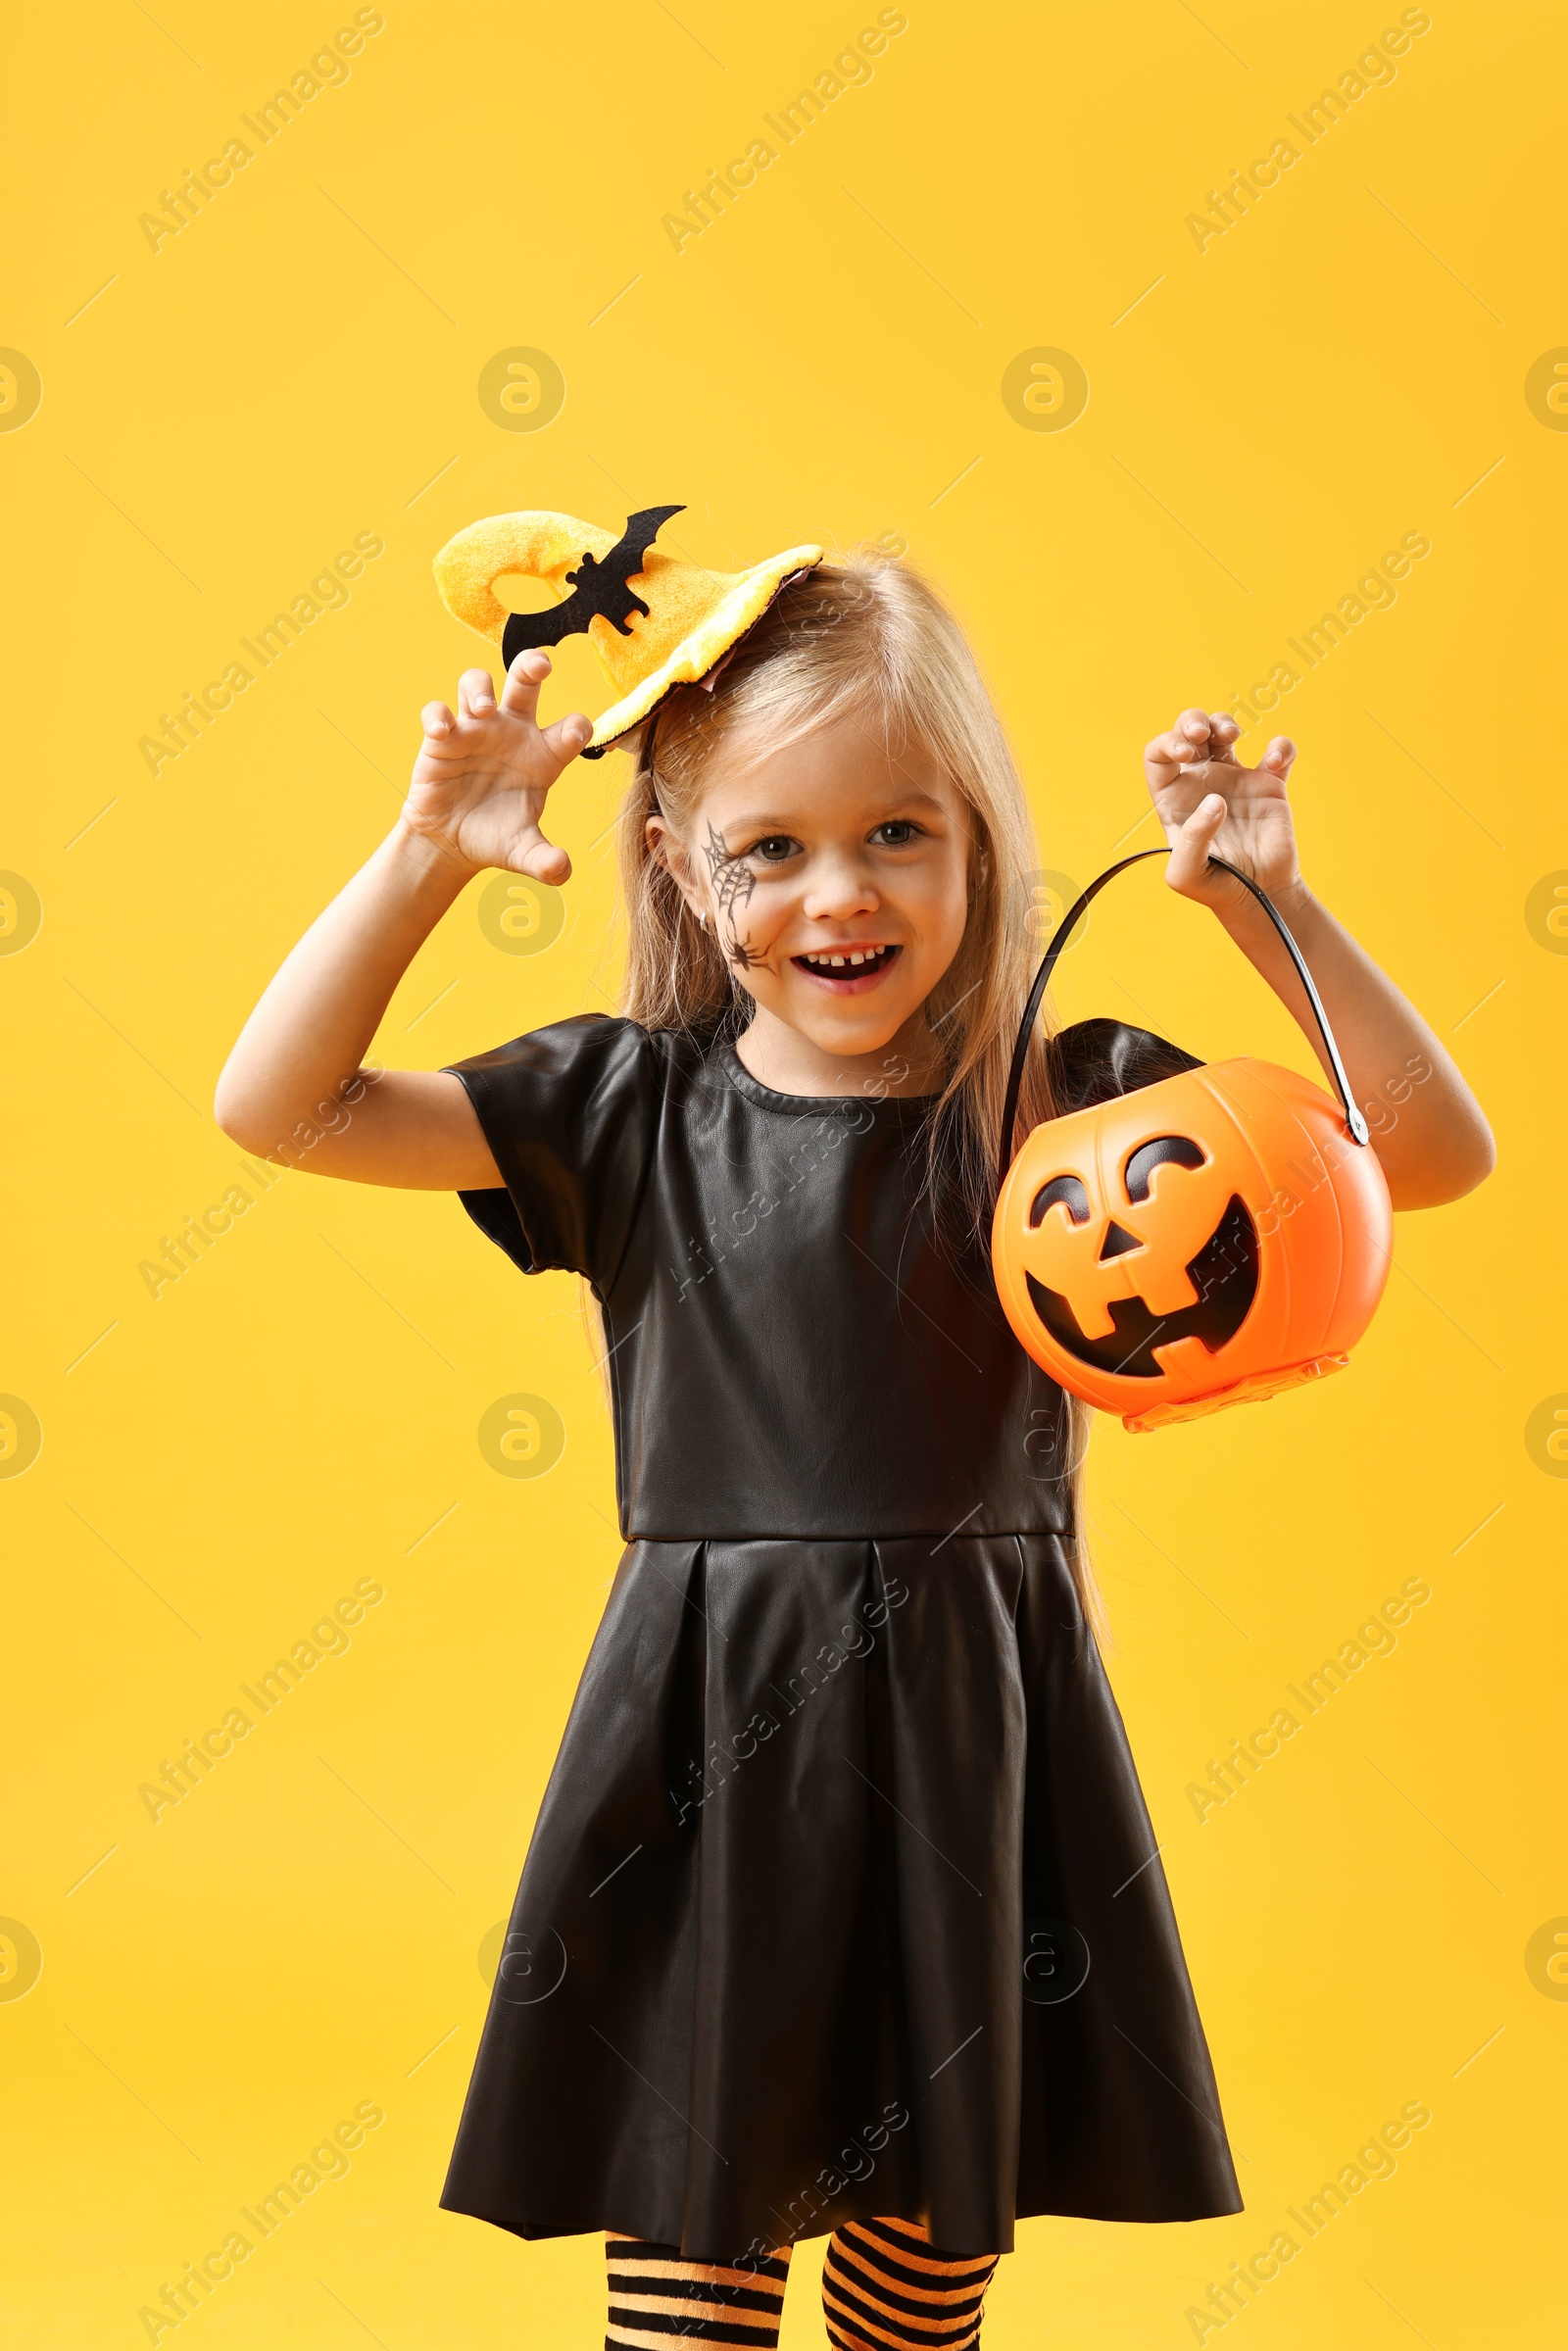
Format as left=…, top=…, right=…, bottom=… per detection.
left=1205, top=710, right=1241, bottom=761
left=540, top=710, right=594, bottom=763
left=1165, top=791, right=1228, bottom=890
left=499, top=648, right=552, bottom=719
left=512, top=828, right=571, bottom=886
left=1261, top=735, right=1298, bottom=777
left=421, top=700, right=456, bottom=739
left=1147, top=724, right=1204, bottom=772
left=457, top=667, right=497, bottom=720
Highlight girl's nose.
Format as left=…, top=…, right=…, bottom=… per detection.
left=802, top=856, right=879, bottom=922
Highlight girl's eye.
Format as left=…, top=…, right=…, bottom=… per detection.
left=749, top=835, right=801, bottom=863
left=870, top=820, right=921, bottom=847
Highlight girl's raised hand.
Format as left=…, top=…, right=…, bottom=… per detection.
left=1145, top=707, right=1303, bottom=914
left=403, top=651, right=593, bottom=885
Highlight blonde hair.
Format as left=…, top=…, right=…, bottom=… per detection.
left=609, top=554, right=1102, bottom=1636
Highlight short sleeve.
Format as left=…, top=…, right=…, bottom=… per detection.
left=442, top=1013, right=659, bottom=1288
left=1045, top=1016, right=1203, bottom=1113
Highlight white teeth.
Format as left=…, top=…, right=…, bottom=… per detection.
left=849, top=953, right=864, bottom=965
left=802, top=947, right=885, bottom=970
left=830, top=955, right=846, bottom=967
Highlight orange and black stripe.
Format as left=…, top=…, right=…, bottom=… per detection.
left=604, top=2232, right=791, bottom=2348
left=821, top=2217, right=999, bottom=2350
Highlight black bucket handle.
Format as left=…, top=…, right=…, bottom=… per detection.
left=998, top=848, right=1370, bottom=1193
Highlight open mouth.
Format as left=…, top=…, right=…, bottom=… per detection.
left=792, top=944, right=902, bottom=992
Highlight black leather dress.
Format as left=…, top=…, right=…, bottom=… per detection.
left=435, top=1013, right=1242, bottom=2264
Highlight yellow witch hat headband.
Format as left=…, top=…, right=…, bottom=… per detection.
left=432, top=504, right=823, bottom=759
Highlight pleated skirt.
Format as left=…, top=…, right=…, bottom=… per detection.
left=438, top=1535, right=1243, bottom=2262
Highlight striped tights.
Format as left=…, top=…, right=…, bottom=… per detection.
left=605, top=2217, right=1000, bottom=2348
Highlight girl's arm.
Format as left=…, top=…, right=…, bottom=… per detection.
left=1146, top=709, right=1494, bottom=1211
left=213, top=653, right=590, bottom=1187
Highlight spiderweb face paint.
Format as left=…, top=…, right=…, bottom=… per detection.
left=704, top=823, right=766, bottom=973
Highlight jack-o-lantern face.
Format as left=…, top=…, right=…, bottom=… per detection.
left=992, top=1055, right=1395, bottom=1431
left=1023, top=1135, right=1258, bottom=1378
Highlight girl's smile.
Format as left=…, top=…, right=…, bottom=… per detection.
left=793, top=942, right=902, bottom=990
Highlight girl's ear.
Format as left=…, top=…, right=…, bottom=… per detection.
left=646, top=813, right=707, bottom=922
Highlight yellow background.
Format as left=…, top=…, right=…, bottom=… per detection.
left=3, top=1, right=1563, bottom=2343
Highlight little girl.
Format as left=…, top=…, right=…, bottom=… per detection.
left=216, top=548, right=1492, bottom=2349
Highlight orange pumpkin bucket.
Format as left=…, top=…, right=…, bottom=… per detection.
left=992, top=851, right=1393, bottom=1432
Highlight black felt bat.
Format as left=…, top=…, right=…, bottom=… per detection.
left=502, top=505, right=684, bottom=668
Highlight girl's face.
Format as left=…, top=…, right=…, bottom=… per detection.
left=648, top=709, right=975, bottom=1087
